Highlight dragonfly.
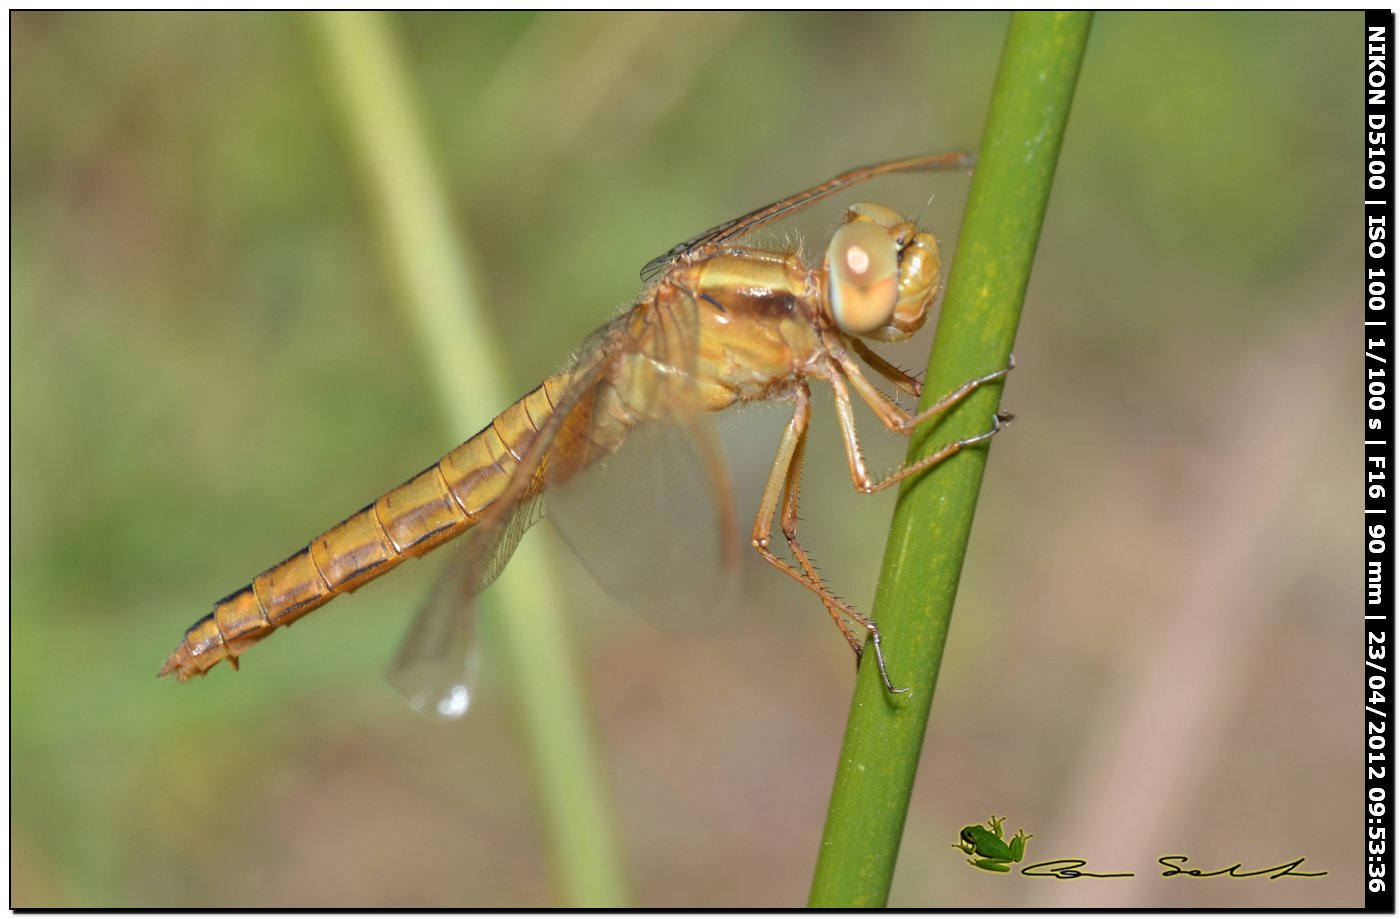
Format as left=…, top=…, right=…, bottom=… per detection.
left=160, top=151, right=1013, bottom=713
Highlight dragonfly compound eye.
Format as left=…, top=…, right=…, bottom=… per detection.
left=845, top=201, right=904, bottom=229
left=827, top=220, right=899, bottom=335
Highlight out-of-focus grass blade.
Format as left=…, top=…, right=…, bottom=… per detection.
left=308, top=11, right=629, bottom=907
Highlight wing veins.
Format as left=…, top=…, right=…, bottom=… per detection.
left=640, top=151, right=974, bottom=281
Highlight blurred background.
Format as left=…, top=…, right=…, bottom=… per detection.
left=11, top=11, right=1359, bottom=908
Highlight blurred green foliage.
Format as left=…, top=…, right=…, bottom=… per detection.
left=12, top=11, right=1360, bottom=907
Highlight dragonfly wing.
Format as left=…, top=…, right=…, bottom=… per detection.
left=640, top=151, right=974, bottom=281
left=548, top=283, right=742, bottom=631
left=385, top=542, right=487, bottom=719
left=386, top=339, right=617, bottom=718
left=548, top=418, right=740, bottom=633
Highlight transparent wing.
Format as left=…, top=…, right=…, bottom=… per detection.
left=549, top=282, right=742, bottom=631
left=386, top=337, right=617, bottom=719
left=385, top=544, right=485, bottom=719
left=640, top=151, right=975, bottom=282
left=549, top=419, right=740, bottom=633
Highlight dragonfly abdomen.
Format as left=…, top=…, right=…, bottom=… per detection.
left=160, top=373, right=570, bottom=681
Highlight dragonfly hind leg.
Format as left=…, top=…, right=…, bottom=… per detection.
left=751, top=384, right=908, bottom=694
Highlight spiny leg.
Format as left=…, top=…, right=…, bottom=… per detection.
left=750, top=386, right=855, bottom=649
left=827, top=367, right=1011, bottom=495
left=850, top=338, right=923, bottom=399
left=835, top=348, right=1014, bottom=437
left=774, top=401, right=867, bottom=659
left=750, top=385, right=907, bottom=693
left=896, top=358, right=1014, bottom=434
left=778, top=450, right=907, bottom=694
left=773, top=416, right=892, bottom=674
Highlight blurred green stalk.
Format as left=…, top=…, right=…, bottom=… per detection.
left=808, top=12, right=1091, bottom=907
left=308, top=12, right=629, bottom=907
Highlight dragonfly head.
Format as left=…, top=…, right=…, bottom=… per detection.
left=823, top=202, right=940, bottom=342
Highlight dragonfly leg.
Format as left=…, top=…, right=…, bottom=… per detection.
left=896, top=356, right=1014, bottom=434
left=827, top=367, right=1012, bottom=495
left=835, top=349, right=1014, bottom=436
left=850, top=338, right=923, bottom=399
left=750, top=385, right=908, bottom=694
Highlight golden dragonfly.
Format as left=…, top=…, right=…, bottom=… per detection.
left=160, top=151, right=1012, bottom=713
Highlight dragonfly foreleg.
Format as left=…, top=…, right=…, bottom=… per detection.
left=849, top=338, right=923, bottom=399
left=750, top=384, right=908, bottom=694
left=837, top=350, right=1014, bottom=437
left=827, top=366, right=1012, bottom=495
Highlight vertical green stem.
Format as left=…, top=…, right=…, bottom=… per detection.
left=308, top=12, right=629, bottom=906
left=809, top=12, right=1091, bottom=907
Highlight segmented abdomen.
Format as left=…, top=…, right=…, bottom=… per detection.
left=160, top=372, right=572, bottom=680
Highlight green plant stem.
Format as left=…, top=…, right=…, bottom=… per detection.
left=809, top=12, right=1091, bottom=907
left=308, top=12, right=629, bottom=907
